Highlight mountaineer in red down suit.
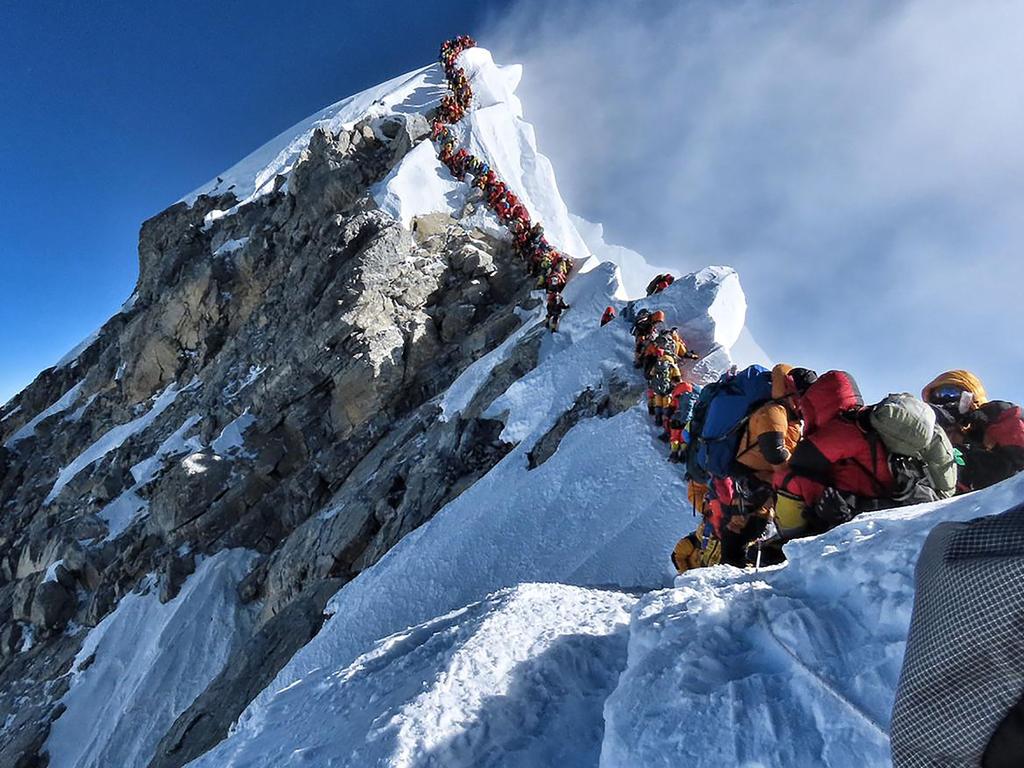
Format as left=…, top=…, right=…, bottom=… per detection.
left=774, top=370, right=895, bottom=541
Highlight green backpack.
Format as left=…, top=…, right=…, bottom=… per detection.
left=869, top=393, right=956, bottom=499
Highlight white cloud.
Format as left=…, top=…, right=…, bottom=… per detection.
left=486, top=0, right=1024, bottom=403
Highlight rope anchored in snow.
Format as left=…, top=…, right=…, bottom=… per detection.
left=433, top=37, right=574, bottom=325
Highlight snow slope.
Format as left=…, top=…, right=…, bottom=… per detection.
left=600, top=472, right=1024, bottom=768
left=3, top=380, right=84, bottom=448
left=45, top=550, right=257, bottom=768
left=188, top=260, right=743, bottom=768
left=183, top=63, right=448, bottom=207
left=190, top=584, right=633, bottom=768
left=183, top=459, right=1024, bottom=768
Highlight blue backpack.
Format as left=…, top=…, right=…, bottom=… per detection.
left=693, top=365, right=773, bottom=480
left=685, top=380, right=728, bottom=485
left=671, top=385, right=703, bottom=429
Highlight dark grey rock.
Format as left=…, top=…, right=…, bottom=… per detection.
left=29, top=581, right=75, bottom=632
left=0, top=622, right=22, bottom=657
left=159, top=551, right=196, bottom=603
left=528, top=377, right=643, bottom=469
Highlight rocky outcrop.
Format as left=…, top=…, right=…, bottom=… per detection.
left=0, top=112, right=544, bottom=766
left=526, top=376, right=643, bottom=469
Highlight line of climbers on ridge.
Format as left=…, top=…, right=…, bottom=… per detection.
left=434, top=36, right=574, bottom=332
left=435, top=36, right=1024, bottom=568
left=619, top=304, right=1024, bottom=574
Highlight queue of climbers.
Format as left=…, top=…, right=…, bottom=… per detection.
left=622, top=305, right=1024, bottom=574
left=436, top=36, right=1024, bottom=576
left=645, top=273, right=674, bottom=296
left=434, top=36, right=574, bottom=331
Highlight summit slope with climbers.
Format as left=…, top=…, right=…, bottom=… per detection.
left=1, top=34, right=1022, bottom=768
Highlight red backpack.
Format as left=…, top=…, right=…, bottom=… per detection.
left=982, top=402, right=1024, bottom=449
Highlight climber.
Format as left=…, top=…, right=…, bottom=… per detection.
left=527, top=248, right=546, bottom=277
left=534, top=251, right=555, bottom=286
left=475, top=168, right=496, bottom=191
left=451, top=148, right=470, bottom=179
left=649, top=351, right=683, bottom=426
left=465, top=157, right=487, bottom=180
left=735, top=365, right=818, bottom=484
left=671, top=532, right=703, bottom=574
left=668, top=381, right=701, bottom=462
left=665, top=327, right=700, bottom=362
left=438, top=136, right=455, bottom=164
left=509, top=200, right=528, bottom=226
left=509, top=218, right=528, bottom=247
left=640, top=337, right=662, bottom=378
left=642, top=329, right=692, bottom=378
left=700, top=474, right=772, bottom=568
left=672, top=481, right=720, bottom=574
left=555, top=255, right=573, bottom=277
left=545, top=291, right=569, bottom=332
left=544, top=269, right=567, bottom=294
left=487, top=181, right=508, bottom=209
left=631, top=310, right=664, bottom=367
left=646, top=273, right=675, bottom=296
left=521, top=225, right=545, bottom=258
left=923, top=370, right=1024, bottom=491
left=773, top=370, right=895, bottom=541
left=600, top=307, right=617, bottom=326
left=708, top=365, right=815, bottom=566
left=634, top=315, right=666, bottom=354
left=630, top=308, right=651, bottom=334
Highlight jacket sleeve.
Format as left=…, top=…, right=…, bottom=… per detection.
left=752, top=405, right=792, bottom=466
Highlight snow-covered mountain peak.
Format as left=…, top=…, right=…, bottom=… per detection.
left=182, top=62, right=444, bottom=207
left=0, top=37, right=878, bottom=768
left=183, top=48, right=519, bottom=220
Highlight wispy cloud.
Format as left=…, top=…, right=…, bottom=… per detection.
left=486, top=0, right=1024, bottom=402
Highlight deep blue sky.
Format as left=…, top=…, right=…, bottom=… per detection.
left=0, top=1, right=502, bottom=402
left=4, top=1, right=1021, bottom=406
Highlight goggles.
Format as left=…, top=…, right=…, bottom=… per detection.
left=929, top=384, right=966, bottom=405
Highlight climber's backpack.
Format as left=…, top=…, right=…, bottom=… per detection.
left=651, top=360, right=678, bottom=396
left=654, top=332, right=675, bottom=353
left=686, top=379, right=728, bottom=485
left=674, top=386, right=702, bottom=426
left=689, top=365, right=772, bottom=482
left=869, top=393, right=957, bottom=503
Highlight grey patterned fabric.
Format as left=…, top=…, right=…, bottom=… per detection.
left=891, top=502, right=1024, bottom=767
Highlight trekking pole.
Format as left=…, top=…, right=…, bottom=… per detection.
left=755, top=540, right=763, bottom=572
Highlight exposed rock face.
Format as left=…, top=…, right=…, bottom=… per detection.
left=0, top=114, right=542, bottom=767
left=527, top=376, right=643, bottom=469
